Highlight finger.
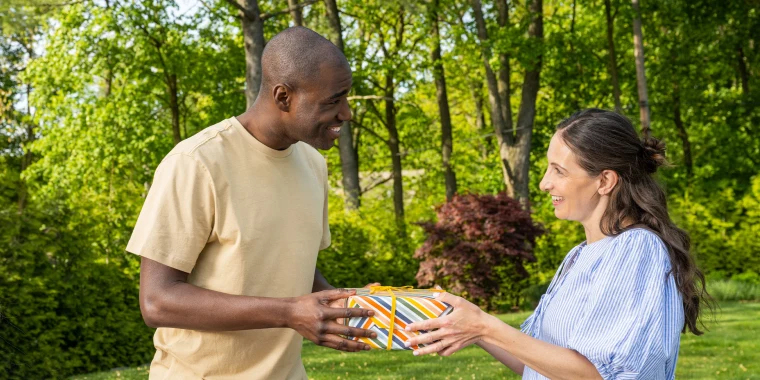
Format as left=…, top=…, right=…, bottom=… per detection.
left=413, top=339, right=449, bottom=356
left=324, top=321, right=378, bottom=339
left=434, top=285, right=443, bottom=290
left=321, top=288, right=357, bottom=302
left=363, top=282, right=381, bottom=288
left=405, top=315, right=446, bottom=333
left=320, top=334, right=372, bottom=352
left=439, top=343, right=461, bottom=357
left=324, top=306, right=374, bottom=320
left=404, top=328, right=446, bottom=348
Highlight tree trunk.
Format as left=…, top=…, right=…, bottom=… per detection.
left=385, top=75, right=405, bottom=233
left=325, top=0, right=361, bottom=210
left=508, top=0, right=543, bottom=210
left=495, top=0, right=512, bottom=131
left=431, top=0, right=457, bottom=202
left=288, top=0, right=303, bottom=26
left=237, top=0, right=265, bottom=108
left=471, top=0, right=513, bottom=194
left=470, top=81, right=490, bottom=160
left=324, top=0, right=344, bottom=51
left=605, top=0, right=622, bottom=112
left=673, top=82, right=692, bottom=181
left=632, top=0, right=651, bottom=133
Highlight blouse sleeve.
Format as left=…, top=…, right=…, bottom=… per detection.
left=566, top=230, right=681, bottom=379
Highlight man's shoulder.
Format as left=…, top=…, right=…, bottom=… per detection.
left=168, top=119, right=236, bottom=159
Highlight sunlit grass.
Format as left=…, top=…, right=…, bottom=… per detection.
left=71, top=302, right=759, bottom=379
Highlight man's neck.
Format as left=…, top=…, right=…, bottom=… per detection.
left=237, top=104, right=293, bottom=151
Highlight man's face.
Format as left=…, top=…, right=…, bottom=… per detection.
left=288, top=63, right=353, bottom=150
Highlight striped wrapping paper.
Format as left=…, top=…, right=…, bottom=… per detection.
left=343, top=287, right=452, bottom=350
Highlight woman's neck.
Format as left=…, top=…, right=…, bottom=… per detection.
left=582, top=196, right=609, bottom=244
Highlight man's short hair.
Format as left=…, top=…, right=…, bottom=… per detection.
left=260, top=27, right=349, bottom=92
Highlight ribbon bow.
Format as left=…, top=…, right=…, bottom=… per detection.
left=368, top=286, right=444, bottom=350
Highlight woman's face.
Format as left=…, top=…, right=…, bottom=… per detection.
left=539, top=133, right=603, bottom=224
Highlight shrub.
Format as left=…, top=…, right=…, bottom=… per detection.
left=0, top=205, right=153, bottom=379
left=414, top=193, right=544, bottom=311
left=317, top=211, right=418, bottom=288
left=708, top=280, right=760, bottom=302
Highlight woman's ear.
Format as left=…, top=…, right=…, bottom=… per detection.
left=598, top=169, right=619, bottom=196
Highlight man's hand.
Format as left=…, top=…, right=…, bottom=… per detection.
left=289, top=288, right=378, bottom=352
left=327, top=282, right=381, bottom=324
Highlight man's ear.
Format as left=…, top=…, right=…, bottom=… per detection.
left=272, top=83, right=293, bottom=112
left=598, top=169, right=619, bottom=196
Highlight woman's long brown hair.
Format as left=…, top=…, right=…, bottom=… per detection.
left=556, top=108, right=713, bottom=335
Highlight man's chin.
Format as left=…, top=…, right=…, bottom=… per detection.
left=304, top=139, right=336, bottom=150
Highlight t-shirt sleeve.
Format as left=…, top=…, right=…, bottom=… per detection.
left=126, top=153, right=215, bottom=273
left=319, top=157, right=331, bottom=250
left=566, top=230, right=676, bottom=379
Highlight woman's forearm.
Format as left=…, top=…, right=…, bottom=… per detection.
left=476, top=340, right=525, bottom=375
left=481, top=314, right=602, bottom=380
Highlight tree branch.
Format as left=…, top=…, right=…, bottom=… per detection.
left=352, top=113, right=389, bottom=144
left=261, top=0, right=319, bottom=21
left=362, top=174, right=393, bottom=193
left=199, top=0, right=241, bottom=21
left=221, top=0, right=257, bottom=21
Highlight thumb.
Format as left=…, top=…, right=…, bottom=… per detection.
left=364, top=282, right=381, bottom=288
left=433, top=291, right=455, bottom=305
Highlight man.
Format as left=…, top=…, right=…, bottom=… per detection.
left=126, top=27, right=376, bottom=379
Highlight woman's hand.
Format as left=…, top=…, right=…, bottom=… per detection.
left=403, top=292, right=494, bottom=357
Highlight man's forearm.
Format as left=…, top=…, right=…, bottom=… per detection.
left=142, top=280, right=293, bottom=331
left=312, top=268, right=335, bottom=292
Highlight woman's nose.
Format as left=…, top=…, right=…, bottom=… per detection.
left=539, top=173, right=550, bottom=192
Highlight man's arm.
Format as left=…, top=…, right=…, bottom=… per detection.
left=312, top=268, right=335, bottom=292
left=139, top=257, right=377, bottom=351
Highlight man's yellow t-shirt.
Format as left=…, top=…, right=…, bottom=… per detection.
left=126, top=117, right=330, bottom=379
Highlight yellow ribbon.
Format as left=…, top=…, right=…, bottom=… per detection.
left=368, top=286, right=444, bottom=350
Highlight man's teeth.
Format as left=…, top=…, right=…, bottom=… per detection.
left=329, top=126, right=341, bottom=133
left=552, top=196, right=564, bottom=202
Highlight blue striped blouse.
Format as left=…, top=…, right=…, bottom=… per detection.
left=520, top=228, right=684, bottom=379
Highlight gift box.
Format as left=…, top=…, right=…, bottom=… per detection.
left=343, top=286, right=453, bottom=350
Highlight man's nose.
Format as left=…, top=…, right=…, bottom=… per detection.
left=338, top=99, right=352, bottom=121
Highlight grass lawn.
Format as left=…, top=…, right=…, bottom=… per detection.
left=72, top=302, right=759, bottom=380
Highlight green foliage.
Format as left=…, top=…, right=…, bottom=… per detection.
left=2, top=0, right=759, bottom=376
left=0, top=203, right=153, bottom=379
left=707, top=280, right=760, bottom=302
left=318, top=199, right=420, bottom=288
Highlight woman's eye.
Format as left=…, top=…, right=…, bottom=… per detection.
left=555, top=168, right=563, bottom=175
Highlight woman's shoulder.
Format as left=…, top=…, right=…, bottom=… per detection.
left=605, top=227, right=671, bottom=270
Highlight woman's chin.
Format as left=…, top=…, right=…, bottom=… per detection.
left=553, top=209, right=570, bottom=221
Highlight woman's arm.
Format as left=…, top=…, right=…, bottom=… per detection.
left=479, top=313, right=601, bottom=380
left=404, top=292, right=601, bottom=380
left=475, top=341, right=525, bottom=375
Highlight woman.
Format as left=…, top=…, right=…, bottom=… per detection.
left=404, top=109, right=711, bottom=379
